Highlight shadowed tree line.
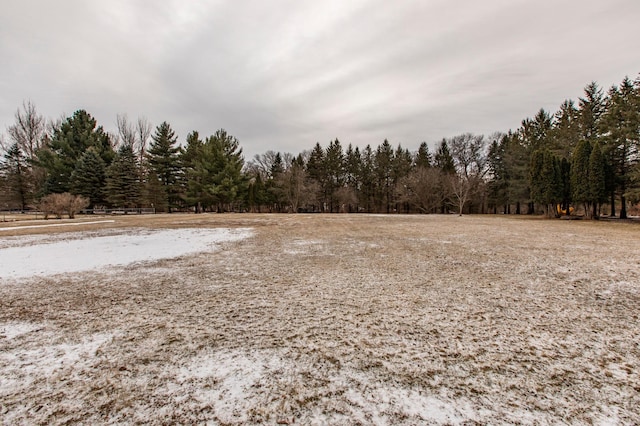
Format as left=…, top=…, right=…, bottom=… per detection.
left=2, top=74, right=639, bottom=217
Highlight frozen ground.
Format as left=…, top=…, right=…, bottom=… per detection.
left=0, top=214, right=639, bottom=425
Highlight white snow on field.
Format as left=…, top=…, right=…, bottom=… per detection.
left=0, top=219, right=115, bottom=232
left=0, top=322, right=42, bottom=339
left=0, top=228, right=252, bottom=279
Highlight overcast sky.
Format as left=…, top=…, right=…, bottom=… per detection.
left=1, top=0, right=639, bottom=159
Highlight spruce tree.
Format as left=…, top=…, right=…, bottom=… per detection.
left=374, top=140, right=394, bottom=213
left=36, top=110, right=114, bottom=195
left=181, top=131, right=205, bottom=212
left=571, top=139, right=592, bottom=216
left=415, top=142, right=432, bottom=169
left=1, top=143, right=32, bottom=210
left=434, top=139, right=455, bottom=174
left=588, top=142, right=606, bottom=218
left=146, top=122, right=181, bottom=212
left=528, top=149, right=545, bottom=209
left=305, top=143, right=325, bottom=211
left=324, top=139, right=345, bottom=212
left=106, top=144, right=141, bottom=208
left=71, top=147, right=107, bottom=207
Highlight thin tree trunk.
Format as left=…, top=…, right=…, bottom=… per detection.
left=610, top=191, right=616, bottom=217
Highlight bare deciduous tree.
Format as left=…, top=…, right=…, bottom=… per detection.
left=397, top=167, right=447, bottom=214
left=136, top=117, right=152, bottom=164
left=117, top=114, right=136, bottom=148
left=7, top=100, right=46, bottom=161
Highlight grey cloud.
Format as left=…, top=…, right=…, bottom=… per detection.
left=1, top=0, right=639, bottom=159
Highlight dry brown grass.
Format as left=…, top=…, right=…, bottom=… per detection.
left=1, top=213, right=639, bottom=424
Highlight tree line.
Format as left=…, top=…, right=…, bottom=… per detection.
left=1, top=74, right=639, bottom=218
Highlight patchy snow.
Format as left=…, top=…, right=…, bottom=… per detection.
left=0, top=214, right=638, bottom=424
left=0, top=227, right=252, bottom=279
left=0, top=321, right=42, bottom=339
left=0, top=219, right=115, bottom=232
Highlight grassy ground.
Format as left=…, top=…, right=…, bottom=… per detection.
left=1, top=214, right=639, bottom=424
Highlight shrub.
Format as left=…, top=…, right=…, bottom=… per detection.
left=38, top=193, right=90, bottom=219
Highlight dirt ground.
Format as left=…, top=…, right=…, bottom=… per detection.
left=1, top=214, right=639, bottom=425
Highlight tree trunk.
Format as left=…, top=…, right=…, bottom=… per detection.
left=620, top=194, right=627, bottom=219
left=610, top=191, right=616, bottom=217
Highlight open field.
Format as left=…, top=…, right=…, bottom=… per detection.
left=1, top=214, right=639, bottom=425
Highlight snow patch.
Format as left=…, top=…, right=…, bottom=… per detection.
left=0, top=322, right=42, bottom=339
left=0, top=227, right=252, bottom=279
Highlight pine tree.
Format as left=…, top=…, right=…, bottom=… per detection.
left=184, top=129, right=246, bottom=212
left=36, top=110, right=114, bottom=195
left=106, top=144, right=141, bottom=208
left=415, top=142, right=432, bottom=169
left=71, top=147, right=107, bottom=207
left=549, top=100, right=580, bottom=158
left=181, top=131, right=205, bottom=212
left=305, top=142, right=325, bottom=211
left=487, top=138, right=508, bottom=213
left=434, top=139, right=455, bottom=174
left=601, top=77, right=639, bottom=219
left=528, top=149, right=546, bottom=209
left=146, top=121, right=181, bottom=212
left=208, top=129, right=246, bottom=212
left=1, top=143, right=33, bottom=210
left=374, top=139, right=394, bottom=213
left=324, top=139, right=345, bottom=212
left=501, top=132, right=530, bottom=214
left=433, top=139, right=455, bottom=213
left=571, top=139, right=592, bottom=216
left=359, top=145, right=375, bottom=212
left=588, top=142, right=606, bottom=218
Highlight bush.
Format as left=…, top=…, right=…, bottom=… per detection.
left=39, top=193, right=90, bottom=219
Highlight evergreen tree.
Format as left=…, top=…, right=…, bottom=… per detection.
left=549, top=100, right=580, bottom=158
left=392, top=145, right=413, bottom=212
left=324, top=139, right=345, bottom=212
left=374, top=139, right=394, bottom=213
left=487, top=138, right=508, bottom=213
left=344, top=144, right=362, bottom=211
left=588, top=141, right=606, bottom=218
left=70, top=147, right=107, bottom=207
left=559, top=157, right=572, bottom=214
left=0, top=143, right=32, bottom=210
left=146, top=121, right=181, bottom=212
left=434, top=139, right=455, bottom=173
left=184, top=129, right=245, bottom=212
left=247, top=172, right=266, bottom=213
left=36, top=110, right=114, bottom=195
left=601, top=77, right=639, bottom=218
left=266, top=152, right=285, bottom=210
left=306, top=142, right=325, bottom=211
left=502, top=131, right=530, bottom=214
left=579, top=82, right=606, bottom=142
left=415, top=142, right=432, bottom=169
left=181, top=131, right=205, bottom=212
left=433, top=139, right=455, bottom=213
left=530, top=149, right=562, bottom=216
left=106, top=144, right=141, bottom=208
left=359, top=145, right=376, bottom=212
left=571, top=139, right=592, bottom=215
left=528, top=149, right=545, bottom=209
left=520, top=109, right=553, bottom=153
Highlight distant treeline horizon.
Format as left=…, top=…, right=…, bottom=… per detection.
left=1, top=73, right=639, bottom=218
